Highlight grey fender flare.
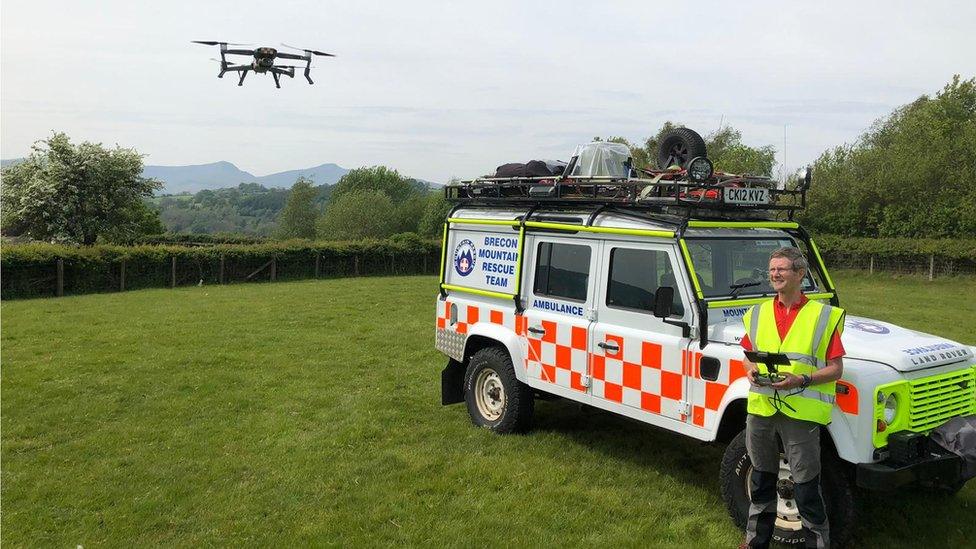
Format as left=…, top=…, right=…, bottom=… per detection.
left=462, top=322, right=527, bottom=383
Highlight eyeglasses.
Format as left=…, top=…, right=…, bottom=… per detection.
left=768, top=268, right=796, bottom=274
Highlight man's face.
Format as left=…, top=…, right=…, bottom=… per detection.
left=768, top=257, right=805, bottom=294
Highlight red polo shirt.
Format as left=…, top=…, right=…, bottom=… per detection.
left=740, top=294, right=845, bottom=360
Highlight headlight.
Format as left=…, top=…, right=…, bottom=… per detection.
left=883, top=393, right=898, bottom=423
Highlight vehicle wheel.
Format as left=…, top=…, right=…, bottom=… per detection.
left=463, top=347, right=534, bottom=433
left=720, top=429, right=856, bottom=547
left=657, top=127, right=707, bottom=169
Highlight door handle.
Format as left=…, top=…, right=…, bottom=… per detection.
left=528, top=326, right=546, bottom=335
left=598, top=342, right=619, bottom=352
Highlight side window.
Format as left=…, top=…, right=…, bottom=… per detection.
left=533, top=242, right=591, bottom=301
left=606, top=247, right=684, bottom=316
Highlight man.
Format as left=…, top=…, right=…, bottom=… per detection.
left=738, top=247, right=846, bottom=549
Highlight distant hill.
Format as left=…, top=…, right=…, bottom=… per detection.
left=3, top=157, right=440, bottom=194
left=142, top=161, right=350, bottom=194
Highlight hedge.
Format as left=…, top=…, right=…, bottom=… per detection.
left=5, top=233, right=974, bottom=300
left=1, top=236, right=441, bottom=300
left=812, top=235, right=976, bottom=262
left=119, top=233, right=269, bottom=246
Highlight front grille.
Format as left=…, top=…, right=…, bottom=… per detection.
left=908, top=368, right=976, bottom=432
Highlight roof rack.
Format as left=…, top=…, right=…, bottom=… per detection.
left=445, top=170, right=806, bottom=220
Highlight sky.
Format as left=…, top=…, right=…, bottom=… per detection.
left=2, top=0, right=975, bottom=183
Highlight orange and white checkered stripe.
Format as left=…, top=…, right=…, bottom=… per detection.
left=436, top=299, right=522, bottom=336
left=437, top=297, right=753, bottom=433
left=685, top=351, right=748, bottom=428
left=590, top=335, right=678, bottom=415
left=524, top=320, right=588, bottom=393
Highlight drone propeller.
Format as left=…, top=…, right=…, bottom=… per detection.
left=280, top=43, right=336, bottom=57
left=192, top=40, right=253, bottom=46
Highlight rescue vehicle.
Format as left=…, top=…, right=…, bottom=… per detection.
left=433, top=130, right=976, bottom=545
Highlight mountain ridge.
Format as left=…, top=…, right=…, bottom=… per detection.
left=2, top=158, right=440, bottom=194
left=142, top=161, right=349, bottom=194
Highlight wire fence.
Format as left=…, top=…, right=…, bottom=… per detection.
left=1, top=250, right=441, bottom=300
left=5, top=243, right=973, bottom=300
left=821, top=251, right=976, bottom=278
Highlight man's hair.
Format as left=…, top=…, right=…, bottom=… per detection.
left=770, top=246, right=808, bottom=271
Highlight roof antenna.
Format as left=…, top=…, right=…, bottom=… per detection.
left=782, top=123, right=788, bottom=190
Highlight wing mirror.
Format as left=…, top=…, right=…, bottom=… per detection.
left=653, top=286, right=675, bottom=318
left=653, top=286, right=692, bottom=338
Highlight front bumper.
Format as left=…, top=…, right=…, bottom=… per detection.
left=856, top=434, right=964, bottom=491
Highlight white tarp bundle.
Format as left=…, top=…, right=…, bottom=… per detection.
left=569, top=142, right=631, bottom=177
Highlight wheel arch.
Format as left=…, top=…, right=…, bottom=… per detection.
left=714, top=378, right=751, bottom=443
left=463, top=324, right=525, bottom=382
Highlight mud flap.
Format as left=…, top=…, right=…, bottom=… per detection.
left=441, top=358, right=465, bottom=405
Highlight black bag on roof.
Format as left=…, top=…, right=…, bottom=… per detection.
left=494, top=160, right=566, bottom=178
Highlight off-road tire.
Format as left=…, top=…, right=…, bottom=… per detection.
left=657, top=127, right=707, bottom=169
left=720, top=429, right=856, bottom=547
left=463, top=347, right=534, bottom=433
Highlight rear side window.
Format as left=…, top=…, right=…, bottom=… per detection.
left=533, top=242, right=591, bottom=301
left=606, top=247, right=684, bottom=316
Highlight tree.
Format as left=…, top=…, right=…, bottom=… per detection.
left=330, top=166, right=418, bottom=205
left=704, top=126, right=777, bottom=177
left=1, top=133, right=162, bottom=244
left=317, top=189, right=395, bottom=240
left=418, top=188, right=453, bottom=238
left=274, top=177, right=319, bottom=239
left=321, top=165, right=427, bottom=239
left=598, top=122, right=776, bottom=176
left=799, top=75, right=976, bottom=238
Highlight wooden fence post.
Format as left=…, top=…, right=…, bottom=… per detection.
left=390, top=253, right=395, bottom=275
left=271, top=257, right=277, bottom=281
left=56, top=258, right=64, bottom=297
left=354, top=255, right=360, bottom=276
left=171, top=257, right=177, bottom=288
left=422, top=254, right=427, bottom=274
left=869, top=256, right=874, bottom=275
left=219, top=254, right=226, bottom=284
left=929, top=254, right=935, bottom=281
left=120, top=260, right=126, bottom=292
left=314, top=254, right=320, bottom=278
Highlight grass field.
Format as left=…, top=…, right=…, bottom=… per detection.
left=2, top=272, right=974, bottom=547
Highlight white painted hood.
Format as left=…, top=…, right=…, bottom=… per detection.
left=709, top=311, right=974, bottom=373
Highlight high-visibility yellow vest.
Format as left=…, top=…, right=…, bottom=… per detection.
left=742, top=299, right=846, bottom=425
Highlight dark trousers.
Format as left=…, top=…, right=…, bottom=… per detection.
left=745, top=413, right=830, bottom=549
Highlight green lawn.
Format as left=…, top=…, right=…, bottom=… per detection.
left=2, top=273, right=974, bottom=547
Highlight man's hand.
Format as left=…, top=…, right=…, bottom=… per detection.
left=743, top=360, right=760, bottom=387
left=771, top=372, right=804, bottom=390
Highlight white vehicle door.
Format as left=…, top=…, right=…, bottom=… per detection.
left=590, top=242, right=695, bottom=424
left=521, top=235, right=599, bottom=399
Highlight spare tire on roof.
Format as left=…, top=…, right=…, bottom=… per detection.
left=657, top=127, right=707, bottom=169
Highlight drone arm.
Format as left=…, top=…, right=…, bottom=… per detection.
left=304, top=56, right=314, bottom=85
left=224, top=48, right=256, bottom=56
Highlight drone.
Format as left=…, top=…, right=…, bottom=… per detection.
left=192, top=41, right=335, bottom=88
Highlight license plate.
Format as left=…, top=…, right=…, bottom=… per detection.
left=724, top=187, right=769, bottom=205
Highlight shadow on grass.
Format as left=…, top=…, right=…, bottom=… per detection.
left=529, top=399, right=974, bottom=548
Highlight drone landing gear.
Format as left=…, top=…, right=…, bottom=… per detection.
left=237, top=69, right=249, bottom=86
left=272, top=71, right=281, bottom=88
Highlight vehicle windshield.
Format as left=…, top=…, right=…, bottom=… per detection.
left=685, top=237, right=819, bottom=299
